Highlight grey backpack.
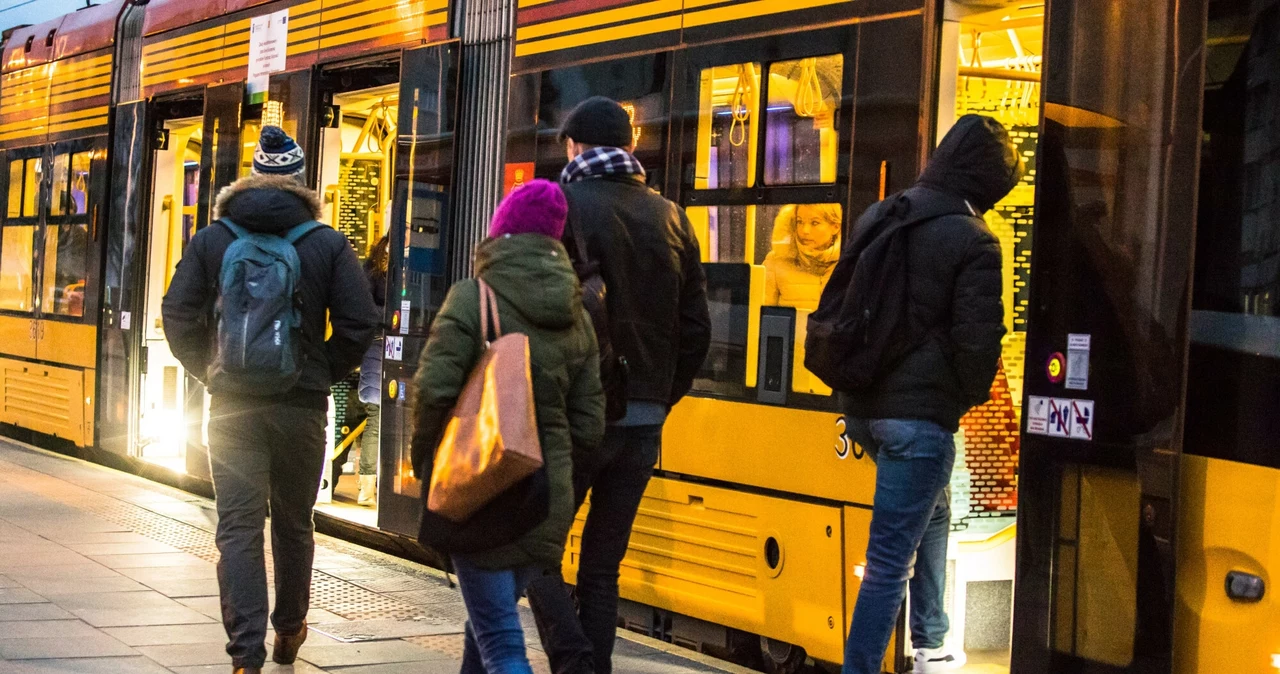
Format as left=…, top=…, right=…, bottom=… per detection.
left=207, top=219, right=323, bottom=395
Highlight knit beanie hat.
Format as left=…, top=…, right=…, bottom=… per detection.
left=558, top=96, right=634, bottom=148
left=488, top=179, right=567, bottom=240
left=253, top=126, right=306, bottom=178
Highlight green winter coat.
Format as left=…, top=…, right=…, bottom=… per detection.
left=411, top=233, right=605, bottom=570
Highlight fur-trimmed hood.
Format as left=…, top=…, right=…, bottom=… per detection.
left=213, top=174, right=324, bottom=233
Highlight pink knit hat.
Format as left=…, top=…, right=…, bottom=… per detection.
left=488, top=179, right=568, bottom=240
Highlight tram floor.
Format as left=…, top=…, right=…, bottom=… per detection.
left=0, top=438, right=744, bottom=674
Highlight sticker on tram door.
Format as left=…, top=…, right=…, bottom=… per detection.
left=1048, top=399, right=1073, bottom=438
left=1069, top=400, right=1094, bottom=440
left=1027, top=396, right=1050, bottom=435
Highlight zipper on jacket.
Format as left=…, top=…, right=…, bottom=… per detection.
left=241, top=314, right=250, bottom=369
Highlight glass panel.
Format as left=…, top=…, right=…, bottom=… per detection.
left=7, top=160, right=22, bottom=218
left=41, top=224, right=90, bottom=317
left=694, top=263, right=753, bottom=396
left=1183, top=0, right=1280, bottom=468
left=695, top=63, right=761, bottom=189
left=762, top=203, right=842, bottom=310
left=239, top=119, right=261, bottom=179
left=70, top=152, right=91, bottom=215
left=22, top=158, right=40, bottom=217
left=0, top=225, right=35, bottom=311
left=49, top=154, right=69, bottom=216
left=536, top=53, right=669, bottom=186
left=325, top=83, right=398, bottom=261
left=764, top=55, right=842, bottom=185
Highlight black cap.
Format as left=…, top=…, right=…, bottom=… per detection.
left=558, top=96, right=634, bottom=148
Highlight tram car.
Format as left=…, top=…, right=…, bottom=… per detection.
left=0, top=0, right=1275, bottom=672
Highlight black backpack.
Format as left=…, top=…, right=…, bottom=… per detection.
left=805, top=189, right=971, bottom=391
left=566, top=220, right=630, bottom=423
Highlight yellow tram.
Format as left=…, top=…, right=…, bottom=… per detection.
left=0, top=0, right=1275, bottom=672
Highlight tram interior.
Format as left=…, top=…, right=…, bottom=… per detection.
left=313, top=81, right=399, bottom=528
left=139, top=116, right=202, bottom=473
left=936, top=2, right=1041, bottom=669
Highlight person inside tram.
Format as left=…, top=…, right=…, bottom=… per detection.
left=161, top=126, right=377, bottom=674
left=763, top=203, right=842, bottom=311
left=410, top=179, right=605, bottom=674
left=835, top=114, right=1022, bottom=674
left=356, top=231, right=390, bottom=506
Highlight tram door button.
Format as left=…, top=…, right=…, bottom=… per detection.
left=757, top=309, right=795, bottom=406
left=1225, top=571, right=1265, bottom=602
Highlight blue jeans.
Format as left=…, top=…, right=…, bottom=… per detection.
left=842, top=419, right=955, bottom=674
left=453, top=556, right=541, bottom=674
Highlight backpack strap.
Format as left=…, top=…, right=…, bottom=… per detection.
left=219, top=219, right=250, bottom=239
left=284, top=220, right=324, bottom=245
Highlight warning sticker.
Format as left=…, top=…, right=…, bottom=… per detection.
left=1066, top=333, right=1091, bottom=390
left=400, top=300, right=411, bottom=335
left=384, top=336, right=404, bottom=362
left=1048, top=398, right=1073, bottom=437
left=1027, top=396, right=1049, bottom=435
left=1069, top=400, right=1095, bottom=440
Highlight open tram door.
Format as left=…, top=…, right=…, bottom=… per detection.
left=1010, top=0, right=1206, bottom=671
left=371, top=41, right=460, bottom=537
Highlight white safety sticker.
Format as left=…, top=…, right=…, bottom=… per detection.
left=1069, top=400, right=1095, bottom=440
left=1027, top=396, right=1049, bottom=435
left=120, top=311, right=131, bottom=330
left=400, top=300, right=411, bottom=335
left=1048, top=398, right=1073, bottom=437
left=384, top=336, right=404, bottom=362
left=1066, top=333, right=1091, bottom=390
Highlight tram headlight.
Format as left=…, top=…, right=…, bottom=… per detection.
left=1271, top=653, right=1280, bottom=669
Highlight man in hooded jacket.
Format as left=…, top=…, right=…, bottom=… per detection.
left=839, top=115, right=1023, bottom=674
left=162, top=126, right=376, bottom=674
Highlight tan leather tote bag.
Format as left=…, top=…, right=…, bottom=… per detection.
left=427, top=279, right=543, bottom=522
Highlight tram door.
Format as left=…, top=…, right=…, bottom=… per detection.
left=1011, top=0, right=1206, bottom=672
left=375, top=42, right=459, bottom=537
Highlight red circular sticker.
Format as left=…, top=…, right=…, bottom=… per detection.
left=1046, top=353, right=1066, bottom=383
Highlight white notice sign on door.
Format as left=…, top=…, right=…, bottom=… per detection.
left=248, top=9, right=289, bottom=95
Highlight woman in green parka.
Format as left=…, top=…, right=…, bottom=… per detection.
left=410, top=179, right=605, bottom=674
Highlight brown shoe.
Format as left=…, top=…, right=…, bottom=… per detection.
left=272, top=620, right=308, bottom=664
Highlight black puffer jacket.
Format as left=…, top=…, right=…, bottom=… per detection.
left=841, top=115, right=1022, bottom=430
left=563, top=174, right=711, bottom=407
left=162, top=174, right=378, bottom=410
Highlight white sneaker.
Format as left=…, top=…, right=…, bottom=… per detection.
left=913, top=647, right=966, bottom=673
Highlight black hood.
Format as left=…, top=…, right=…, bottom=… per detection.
left=213, top=174, right=323, bottom=233
left=917, top=114, right=1024, bottom=213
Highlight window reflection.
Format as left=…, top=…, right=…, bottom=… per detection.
left=70, top=153, right=90, bottom=216
left=41, top=224, right=90, bottom=317
left=7, top=160, right=22, bottom=218
left=0, top=225, right=35, bottom=312
left=764, top=56, right=842, bottom=185
left=22, top=158, right=40, bottom=218
left=50, top=154, right=69, bottom=216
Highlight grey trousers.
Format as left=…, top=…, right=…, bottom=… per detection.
left=208, top=402, right=327, bottom=669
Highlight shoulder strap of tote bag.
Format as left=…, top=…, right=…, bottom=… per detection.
left=477, top=279, right=503, bottom=346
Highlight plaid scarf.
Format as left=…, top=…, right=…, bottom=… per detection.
left=559, top=147, right=646, bottom=184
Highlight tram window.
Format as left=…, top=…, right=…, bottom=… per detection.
left=695, top=63, right=761, bottom=190
left=6, top=160, right=21, bottom=217
left=761, top=203, right=842, bottom=310
left=1183, top=0, right=1280, bottom=468
left=763, top=55, right=842, bottom=185
left=0, top=225, right=35, bottom=312
left=49, top=154, right=69, bottom=216
left=535, top=53, right=668, bottom=184
left=240, top=119, right=261, bottom=180
left=69, top=153, right=90, bottom=215
left=41, top=224, right=89, bottom=317
left=7, top=158, right=41, bottom=218
left=694, top=263, right=752, bottom=395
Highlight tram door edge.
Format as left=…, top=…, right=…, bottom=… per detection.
left=376, top=41, right=460, bottom=536
left=98, top=100, right=152, bottom=457
left=183, top=82, right=247, bottom=481
left=1010, top=0, right=1207, bottom=672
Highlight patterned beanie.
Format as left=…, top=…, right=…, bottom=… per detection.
left=253, top=126, right=305, bottom=178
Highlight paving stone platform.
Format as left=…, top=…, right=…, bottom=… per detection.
left=0, top=438, right=744, bottom=674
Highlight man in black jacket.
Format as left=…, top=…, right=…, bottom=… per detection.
left=162, top=127, right=376, bottom=674
left=840, top=115, right=1022, bottom=674
left=526, top=96, right=711, bottom=674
